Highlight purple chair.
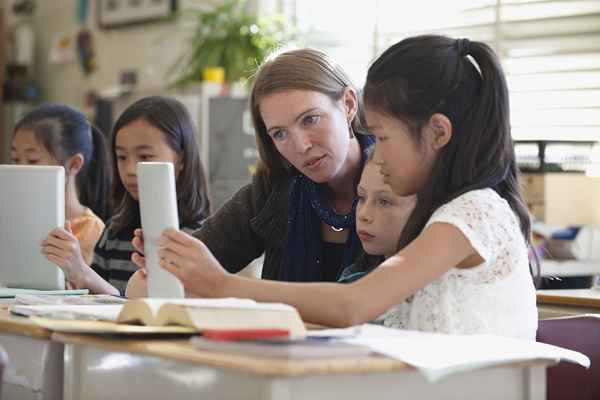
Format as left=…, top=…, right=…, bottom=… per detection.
left=0, top=345, right=7, bottom=398
left=537, top=315, right=600, bottom=400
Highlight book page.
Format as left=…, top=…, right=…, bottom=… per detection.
left=117, top=298, right=269, bottom=325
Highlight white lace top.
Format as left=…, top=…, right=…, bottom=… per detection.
left=380, top=189, right=538, bottom=340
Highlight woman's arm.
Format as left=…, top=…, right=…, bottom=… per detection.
left=158, top=222, right=480, bottom=327
left=131, top=175, right=283, bottom=274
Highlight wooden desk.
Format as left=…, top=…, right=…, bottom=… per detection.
left=537, top=289, right=600, bottom=319
left=0, top=307, right=63, bottom=400
left=53, top=332, right=548, bottom=400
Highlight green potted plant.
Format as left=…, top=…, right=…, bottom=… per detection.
left=172, top=0, right=290, bottom=88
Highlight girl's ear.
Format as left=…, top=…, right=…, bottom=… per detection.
left=342, top=87, right=358, bottom=122
left=175, top=153, right=184, bottom=176
left=65, top=153, right=85, bottom=177
left=426, top=113, right=453, bottom=151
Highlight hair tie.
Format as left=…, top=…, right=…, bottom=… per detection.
left=457, top=38, right=471, bottom=57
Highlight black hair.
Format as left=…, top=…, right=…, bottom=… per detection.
left=110, top=96, right=210, bottom=235
left=14, top=103, right=112, bottom=220
left=364, top=35, right=538, bottom=281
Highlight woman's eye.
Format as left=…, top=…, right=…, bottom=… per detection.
left=272, top=130, right=288, bottom=141
left=303, top=115, right=320, bottom=126
left=357, top=195, right=365, bottom=203
left=116, top=155, right=126, bottom=162
left=377, top=198, right=392, bottom=207
left=139, top=154, right=155, bottom=161
left=27, top=160, right=40, bottom=165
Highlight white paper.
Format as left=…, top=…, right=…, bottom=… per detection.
left=341, top=324, right=590, bottom=382
left=10, top=304, right=123, bottom=322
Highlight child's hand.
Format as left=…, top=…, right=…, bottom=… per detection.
left=125, top=269, right=148, bottom=299
left=131, top=228, right=146, bottom=270
left=132, top=228, right=145, bottom=254
left=157, top=228, right=230, bottom=298
left=41, top=222, right=87, bottom=286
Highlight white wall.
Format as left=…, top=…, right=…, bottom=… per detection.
left=30, top=0, right=223, bottom=109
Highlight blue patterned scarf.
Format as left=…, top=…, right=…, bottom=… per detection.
left=279, top=134, right=375, bottom=282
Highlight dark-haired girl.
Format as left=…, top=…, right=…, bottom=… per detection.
left=40, top=96, right=210, bottom=295
left=12, top=104, right=111, bottom=268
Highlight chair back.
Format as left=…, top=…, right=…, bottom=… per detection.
left=537, top=314, right=600, bottom=400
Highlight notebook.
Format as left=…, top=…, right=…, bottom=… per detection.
left=137, top=162, right=185, bottom=298
left=0, top=165, right=66, bottom=290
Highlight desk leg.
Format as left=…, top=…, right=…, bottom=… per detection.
left=525, top=365, right=546, bottom=400
left=0, top=334, right=63, bottom=400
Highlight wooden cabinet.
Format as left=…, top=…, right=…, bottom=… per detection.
left=521, top=172, right=600, bottom=225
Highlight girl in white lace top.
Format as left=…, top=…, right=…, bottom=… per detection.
left=131, top=35, right=538, bottom=340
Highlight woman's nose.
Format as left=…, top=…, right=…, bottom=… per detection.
left=292, top=130, right=312, bottom=154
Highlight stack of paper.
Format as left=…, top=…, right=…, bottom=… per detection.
left=316, top=324, right=590, bottom=382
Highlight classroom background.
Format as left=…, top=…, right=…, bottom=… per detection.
left=1, top=0, right=600, bottom=281
left=1, top=1, right=600, bottom=399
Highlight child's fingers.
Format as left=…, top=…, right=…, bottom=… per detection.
left=42, top=235, right=74, bottom=252
left=46, top=254, right=66, bottom=269
left=49, top=227, right=76, bottom=241
left=132, top=236, right=144, bottom=254
left=42, top=246, right=67, bottom=260
left=131, top=252, right=146, bottom=269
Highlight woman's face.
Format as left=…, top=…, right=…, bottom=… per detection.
left=259, top=89, right=355, bottom=183
left=11, top=129, right=58, bottom=166
left=115, top=118, right=181, bottom=200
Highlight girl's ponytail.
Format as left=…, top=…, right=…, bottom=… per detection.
left=77, top=125, right=112, bottom=221
left=467, top=42, right=532, bottom=242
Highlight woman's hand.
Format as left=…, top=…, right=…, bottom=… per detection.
left=157, top=228, right=230, bottom=298
left=41, top=222, right=87, bottom=287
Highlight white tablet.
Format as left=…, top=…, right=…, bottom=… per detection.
left=0, top=165, right=65, bottom=290
left=137, top=162, right=185, bottom=298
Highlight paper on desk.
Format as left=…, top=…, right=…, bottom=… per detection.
left=332, top=324, right=590, bottom=382
left=0, top=288, right=89, bottom=298
left=10, top=304, right=123, bottom=322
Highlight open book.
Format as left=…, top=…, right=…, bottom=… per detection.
left=11, top=298, right=307, bottom=338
